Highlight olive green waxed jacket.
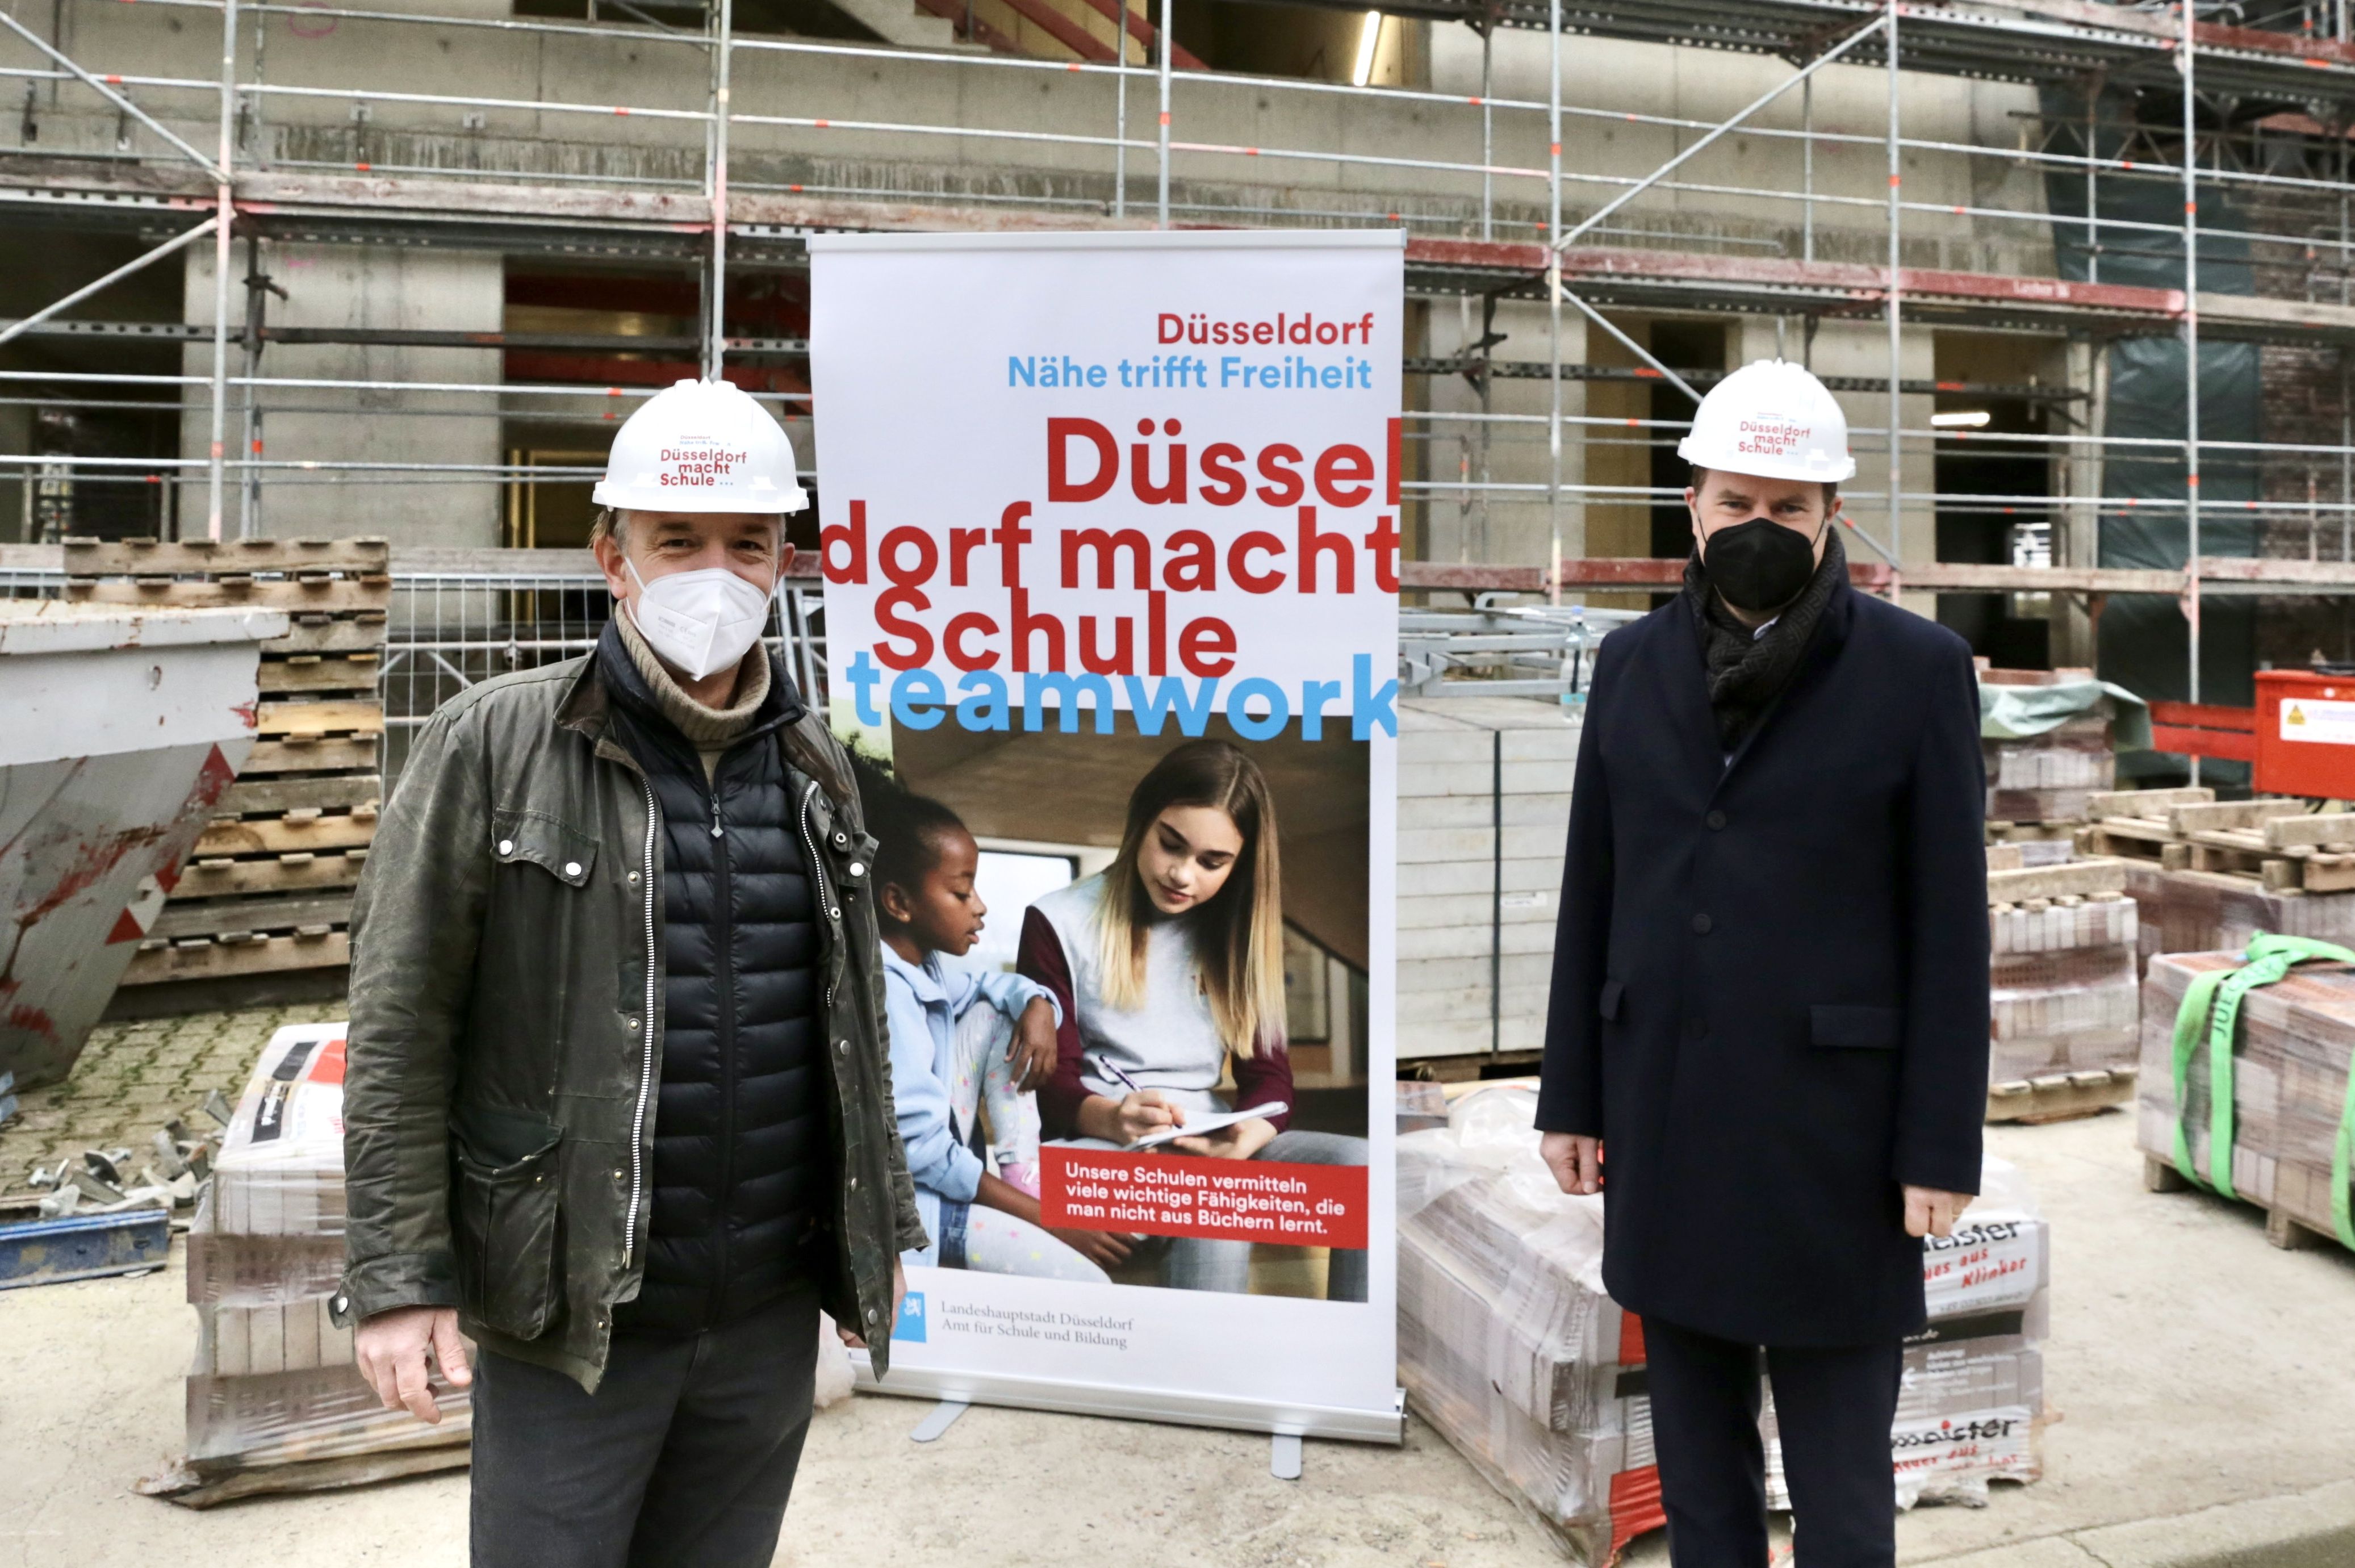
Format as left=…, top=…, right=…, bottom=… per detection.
left=334, top=650, right=924, bottom=1392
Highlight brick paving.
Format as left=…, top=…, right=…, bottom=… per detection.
left=1, top=1005, right=346, bottom=1194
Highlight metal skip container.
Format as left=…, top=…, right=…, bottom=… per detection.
left=0, top=600, right=288, bottom=1089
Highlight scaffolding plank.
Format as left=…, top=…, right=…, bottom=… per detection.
left=257, top=655, right=383, bottom=695
left=62, top=537, right=390, bottom=575
left=239, top=737, right=381, bottom=775
left=150, top=891, right=354, bottom=943
left=219, top=774, right=382, bottom=817
left=256, top=700, right=384, bottom=738
left=193, top=812, right=377, bottom=859
left=122, top=930, right=350, bottom=985
left=173, top=853, right=366, bottom=898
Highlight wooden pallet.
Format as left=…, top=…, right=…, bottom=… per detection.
left=2079, top=789, right=2355, bottom=895
left=1987, top=1065, right=2137, bottom=1123
left=2143, top=1156, right=2349, bottom=1252
left=66, top=537, right=387, bottom=990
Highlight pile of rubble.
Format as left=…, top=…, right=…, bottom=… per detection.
left=23, top=1094, right=231, bottom=1224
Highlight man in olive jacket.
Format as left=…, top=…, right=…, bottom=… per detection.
left=335, top=379, right=923, bottom=1568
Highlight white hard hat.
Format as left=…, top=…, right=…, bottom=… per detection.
left=1676, top=359, right=1857, bottom=484
left=592, top=378, right=809, bottom=515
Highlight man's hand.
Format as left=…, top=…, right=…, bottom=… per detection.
left=836, top=1258, right=909, bottom=1350
left=1007, top=997, right=1059, bottom=1093
left=1903, top=1185, right=1972, bottom=1239
left=1051, top=1226, right=1135, bottom=1271
left=355, top=1305, right=472, bottom=1424
left=1540, top=1132, right=1604, bottom=1196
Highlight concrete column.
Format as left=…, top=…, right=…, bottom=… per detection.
left=182, top=242, right=503, bottom=546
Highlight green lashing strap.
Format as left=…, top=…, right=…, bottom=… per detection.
left=2170, top=933, right=2355, bottom=1221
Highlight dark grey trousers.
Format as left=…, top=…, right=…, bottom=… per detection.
left=1643, top=1316, right=1904, bottom=1568
left=469, top=1286, right=822, bottom=1568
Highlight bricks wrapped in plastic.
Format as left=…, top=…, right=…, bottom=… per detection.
left=2122, top=864, right=2355, bottom=976
left=1985, top=713, right=2115, bottom=823
left=2138, top=952, right=2355, bottom=1250
left=184, top=1022, right=470, bottom=1477
left=1988, top=892, right=2140, bottom=1084
left=1399, top=1086, right=2048, bottom=1561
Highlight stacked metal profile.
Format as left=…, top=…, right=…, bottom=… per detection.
left=177, top=1022, right=470, bottom=1495
left=1398, top=1088, right=2047, bottom=1561
left=2138, top=953, right=2355, bottom=1254
left=1396, top=697, right=1581, bottom=1067
left=1979, top=666, right=2113, bottom=830
left=1985, top=849, right=2141, bottom=1121
left=64, top=538, right=390, bottom=996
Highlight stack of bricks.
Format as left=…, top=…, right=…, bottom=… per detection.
left=1985, top=850, right=2141, bottom=1122
left=2140, top=952, right=2355, bottom=1256
left=1978, top=663, right=2113, bottom=838
left=178, top=1022, right=470, bottom=1496
left=64, top=537, right=388, bottom=1002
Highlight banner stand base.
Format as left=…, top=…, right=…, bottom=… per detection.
left=909, top=1399, right=970, bottom=1444
left=1270, top=1433, right=1303, bottom=1481
left=854, top=1361, right=1406, bottom=1446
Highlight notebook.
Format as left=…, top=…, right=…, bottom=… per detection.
left=1127, top=1102, right=1289, bottom=1151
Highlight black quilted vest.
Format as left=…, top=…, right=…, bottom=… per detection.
left=597, top=625, right=829, bottom=1334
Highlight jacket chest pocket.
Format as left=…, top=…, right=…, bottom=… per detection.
left=492, top=809, right=599, bottom=888
left=450, top=1107, right=564, bottom=1341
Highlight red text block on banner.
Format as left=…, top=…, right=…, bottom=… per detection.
left=1040, top=1146, right=1368, bottom=1249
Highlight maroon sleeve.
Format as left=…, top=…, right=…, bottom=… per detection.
left=1018, top=906, right=1091, bottom=1140
left=1231, top=1038, right=1295, bottom=1135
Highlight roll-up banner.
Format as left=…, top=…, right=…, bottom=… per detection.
left=808, top=230, right=1403, bottom=1442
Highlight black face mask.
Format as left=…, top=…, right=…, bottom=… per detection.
left=1699, top=517, right=1823, bottom=614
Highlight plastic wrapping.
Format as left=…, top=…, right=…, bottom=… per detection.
left=2123, top=863, right=2355, bottom=974
left=1398, top=1088, right=2047, bottom=1562
left=2138, top=954, right=2355, bottom=1246
left=1988, top=893, right=2141, bottom=1082
left=1985, top=715, right=2114, bottom=822
left=185, top=1023, right=469, bottom=1475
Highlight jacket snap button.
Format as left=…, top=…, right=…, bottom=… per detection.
left=628, top=1016, right=642, bottom=1031
left=1705, top=810, right=1727, bottom=830
left=848, top=862, right=865, bottom=878
left=613, top=1168, right=625, bottom=1181
left=497, top=838, right=514, bottom=856
left=1692, top=913, right=1713, bottom=935
left=867, top=1307, right=879, bottom=1323
left=834, top=832, right=848, bottom=847
left=628, top=871, right=640, bottom=885
left=564, top=861, right=583, bottom=878
left=849, top=1176, right=858, bottom=1191
left=836, top=1039, right=848, bottom=1054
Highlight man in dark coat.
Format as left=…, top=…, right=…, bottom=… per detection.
left=1536, top=360, right=1989, bottom=1568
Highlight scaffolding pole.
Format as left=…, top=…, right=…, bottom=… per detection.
left=708, top=0, right=732, bottom=379
left=1547, top=0, right=1562, bottom=596
left=209, top=0, right=238, bottom=542
left=1886, top=0, right=1903, bottom=570
left=1156, top=0, right=1172, bottom=228
left=2182, top=0, right=2202, bottom=781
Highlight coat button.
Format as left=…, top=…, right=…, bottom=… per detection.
left=628, top=871, right=640, bottom=885
left=849, top=1175, right=859, bottom=1191
left=836, top=1039, right=849, bottom=1054
left=564, top=861, right=583, bottom=878
left=497, top=838, right=514, bottom=856
left=628, top=1016, right=642, bottom=1031
left=835, top=831, right=849, bottom=847
left=848, top=862, right=866, bottom=878
left=1692, top=913, right=1713, bottom=935
left=1705, top=810, right=1726, bottom=830
left=867, top=1306, right=880, bottom=1323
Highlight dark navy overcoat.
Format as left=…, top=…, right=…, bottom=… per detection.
left=1534, top=575, right=1990, bottom=1345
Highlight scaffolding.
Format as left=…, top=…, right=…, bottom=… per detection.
left=5, top=0, right=2355, bottom=735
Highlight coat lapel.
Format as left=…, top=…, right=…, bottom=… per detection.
left=1659, top=600, right=1731, bottom=791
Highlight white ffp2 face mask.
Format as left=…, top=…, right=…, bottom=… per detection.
left=625, top=558, right=776, bottom=681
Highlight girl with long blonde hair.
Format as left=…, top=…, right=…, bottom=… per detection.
left=1017, top=739, right=1368, bottom=1301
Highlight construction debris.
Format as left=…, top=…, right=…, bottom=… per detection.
left=1398, top=1086, right=2048, bottom=1561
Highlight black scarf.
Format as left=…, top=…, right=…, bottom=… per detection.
left=1684, top=523, right=1846, bottom=752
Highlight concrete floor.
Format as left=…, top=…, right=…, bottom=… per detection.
left=3, top=1060, right=2352, bottom=1566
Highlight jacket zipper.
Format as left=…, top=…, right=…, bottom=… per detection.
left=622, top=775, right=660, bottom=1268
left=710, top=788, right=736, bottom=1304
left=798, top=779, right=840, bottom=1009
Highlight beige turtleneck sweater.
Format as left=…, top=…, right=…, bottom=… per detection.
left=614, top=603, right=771, bottom=782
